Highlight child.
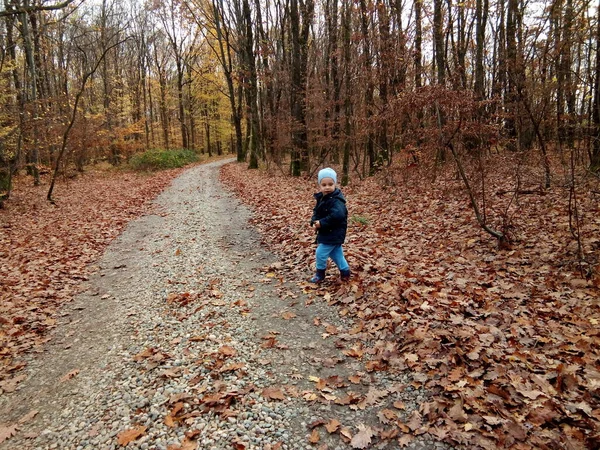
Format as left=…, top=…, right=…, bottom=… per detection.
left=310, top=168, right=351, bottom=283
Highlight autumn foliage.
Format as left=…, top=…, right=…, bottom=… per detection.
left=221, top=159, right=600, bottom=449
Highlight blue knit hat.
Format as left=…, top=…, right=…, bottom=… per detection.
left=318, top=167, right=337, bottom=184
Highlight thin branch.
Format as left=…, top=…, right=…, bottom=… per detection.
left=47, top=36, right=132, bottom=202
left=0, top=0, right=79, bottom=18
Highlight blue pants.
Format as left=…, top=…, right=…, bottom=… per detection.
left=316, top=244, right=349, bottom=271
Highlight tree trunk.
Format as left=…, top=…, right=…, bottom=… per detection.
left=591, top=3, right=600, bottom=171
left=474, top=0, right=488, bottom=99
left=289, top=0, right=314, bottom=175
left=341, top=0, right=351, bottom=186
left=240, top=0, right=260, bottom=169
left=212, top=0, right=244, bottom=162
left=19, top=5, right=40, bottom=183
left=376, top=0, right=390, bottom=165
left=433, top=0, right=445, bottom=86
left=414, top=0, right=422, bottom=89
left=359, top=0, right=376, bottom=174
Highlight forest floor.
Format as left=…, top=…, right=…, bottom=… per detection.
left=0, top=154, right=599, bottom=449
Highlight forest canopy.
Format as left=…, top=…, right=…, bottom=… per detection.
left=0, top=0, right=599, bottom=187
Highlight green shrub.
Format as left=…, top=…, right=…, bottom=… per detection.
left=129, top=148, right=199, bottom=171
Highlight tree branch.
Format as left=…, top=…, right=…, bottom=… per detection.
left=0, top=0, right=78, bottom=18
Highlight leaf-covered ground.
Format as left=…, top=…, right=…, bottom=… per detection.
left=0, top=167, right=185, bottom=386
left=221, top=158, right=600, bottom=449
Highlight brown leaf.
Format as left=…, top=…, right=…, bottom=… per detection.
left=18, top=410, right=38, bottom=424
left=350, top=424, right=374, bottom=449
left=325, top=419, right=341, bottom=433
left=309, top=428, right=320, bottom=443
left=393, top=400, right=406, bottom=410
left=343, top=344, right=364, bottom=358
left=60, top=369, right=79, bottom=382
left=133, top=347, right=156, bottom=360
left=397, top=434, right=413, bottom=447
left=219, top=362, right=245, bottom=373
left=0, top=374, right=27, bottom=393
left=218, top=346, right=236, bottom=357
left=406, top=410, right=422, bottom=431
left=377, top=409, right=398, bottom=424
left=281, top=311, right=296, bottom=320
left=325, top=324, right=339, bottom=334
left=117, top=426, right=146, bottom=446
left=262, top=387, right=285, bottom=401
left=165, top=415, right=177, bottom=428
left=448, top=401, right=468, bottom=422
left=0, top=424, right=19, bottom=444
left=348, top=374, right=361, bottom=384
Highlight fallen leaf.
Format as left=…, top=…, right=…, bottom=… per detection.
left=60, top=369, right=80, bottom=382
left=448, top=401, right=468, bottom=422
left=117, top=425, right=146, bottom=446
left=262, top=387, right=285, bottom=401
left=377, top=409, right=397, bottom=424
left=397, top=434, right=413, bottom=447
left=325, top=419, right=341, bottom=433
left=0, top=424, right=19, bottom=444
left=219, top=362, right=245, bottom=373
left=350, top=423, right=374, bottom=449
left=218, top=346, right=236, bottom=357
left=18, top=410, right=38, bottom=424
left=348, top=374, right=361, bottom=384
left=165, top=415, right=176, bottom=428
left=309, top=428, right=320, bottom=443
left=281, top=311, right=296, bottom=320
left=406, top=410, right=422, bottom=431
left=393, top=400, right=406, bottom=410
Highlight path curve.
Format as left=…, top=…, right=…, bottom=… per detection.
left=0, top=159, right=446, bottom=450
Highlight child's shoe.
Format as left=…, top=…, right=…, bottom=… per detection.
left=340, top=269, right=351, bottom=282
left=310, top=269, right=326, bottom=283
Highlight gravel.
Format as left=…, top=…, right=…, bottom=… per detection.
left=0, top=159, right=450, bottom=450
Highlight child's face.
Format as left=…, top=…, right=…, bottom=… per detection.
left=319, top=177, right=336, bottom=195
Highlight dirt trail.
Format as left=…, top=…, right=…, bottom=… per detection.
left=0, top=159, right=446, bottom=450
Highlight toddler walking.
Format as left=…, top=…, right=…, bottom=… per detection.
left=310, top=168, right=351, bottom=283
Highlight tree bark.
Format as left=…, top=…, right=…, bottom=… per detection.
left=591, top=4, right=600, bottom=171
left=289, top=0, right=314, bottom=175
left=433, top=0, right=445, bottom=86
left=414, top=0, right=422, bottom=89
left=359, top=0, right=376, bottom=174
left=474, top=0, right=488, bottom=99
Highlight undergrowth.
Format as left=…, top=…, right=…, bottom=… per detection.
left=128, top=148, right=199, bottom=171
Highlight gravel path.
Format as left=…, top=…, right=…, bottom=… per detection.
left=0, top=159, right=448, bottom=450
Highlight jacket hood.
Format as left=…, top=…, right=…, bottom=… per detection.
left=314, top=188, right=346, bottom=203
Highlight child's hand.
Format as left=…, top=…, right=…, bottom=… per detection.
left=313, top=220, right=321, bottom=229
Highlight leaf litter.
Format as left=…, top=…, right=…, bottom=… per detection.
left=221, top=161, right=600, bottom=449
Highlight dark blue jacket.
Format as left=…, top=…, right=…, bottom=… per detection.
left=311, top=188, right=348, bottom=245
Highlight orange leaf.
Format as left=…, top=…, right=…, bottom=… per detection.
left=165, top=415, right=176, bottom=428
left=309, top=428, right=320, bottom=443
left=117, top=426, right=146, bottom=446
left=348, top=374, right=361, bottom=384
